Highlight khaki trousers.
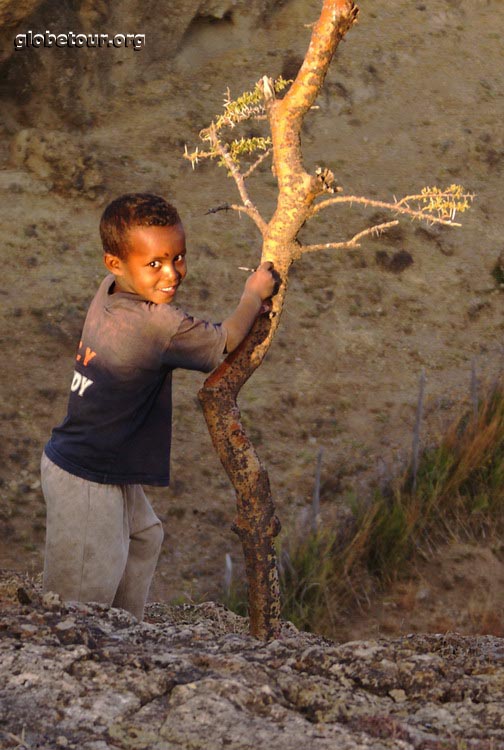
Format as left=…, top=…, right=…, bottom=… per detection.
left=41, top=453, right=164, bottom=621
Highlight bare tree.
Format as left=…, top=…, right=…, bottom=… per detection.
left=185, top=0, right=473, bottom=640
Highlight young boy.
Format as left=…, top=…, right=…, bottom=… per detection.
left=41, top=192, right=277, bottom=621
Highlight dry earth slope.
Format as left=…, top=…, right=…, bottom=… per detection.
left=0, top=0, right=502, bottom=631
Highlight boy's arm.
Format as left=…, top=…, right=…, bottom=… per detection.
left=222, top=262, right=278, bottom=353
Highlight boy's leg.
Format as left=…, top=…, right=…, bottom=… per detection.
left=112, top=485, right=164, bottom=621
left=41, top=453, right=129, bottom=606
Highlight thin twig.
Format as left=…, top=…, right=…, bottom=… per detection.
left=243, top=148, right=273, bottom=179
left=471, top=357, right=479, bottom=421
left=231, top=204, right=263, bottom=220
left=205, top=203, right=231, bottom=215
left=206, top=125, right=267, bottom=234
left=2, top=729, right=27, bottom=747
left=308, top=194, right=463, bottom=227
left=205, top=202, right=265, bottom=223
left=300, top=220, right=399, bottom=254
left=312, top=448, right=323, bottom=534
left=395, top=189, right=475, bottom=210
left=412, top=369, right=426, bottom=493
left=224, top=553, right=233, bottom=598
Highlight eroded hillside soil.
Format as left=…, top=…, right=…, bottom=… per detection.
left=0, top=0, right=503, bottom=638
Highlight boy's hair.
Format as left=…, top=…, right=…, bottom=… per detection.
left=100, top=193, right=181, bottom=259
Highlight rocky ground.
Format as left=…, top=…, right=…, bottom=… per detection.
left=1, top=571, right=504, bottom=750
left=0, top=0, right=503, bottom=638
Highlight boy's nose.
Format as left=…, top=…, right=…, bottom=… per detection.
left=161, top=264, right=178, bottom=281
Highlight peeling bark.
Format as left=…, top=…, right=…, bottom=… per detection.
left=199, top=0, right=359, bottom=640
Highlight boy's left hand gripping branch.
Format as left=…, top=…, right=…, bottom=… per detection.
left=245, top=261, right=281, bottom=316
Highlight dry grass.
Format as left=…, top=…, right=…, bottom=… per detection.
left=467, top=592, right=504, bottom=637
left=275, top=379, right=504, bottom=634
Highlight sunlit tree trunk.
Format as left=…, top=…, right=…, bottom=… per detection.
left=198, top=0, right=360, bottom=640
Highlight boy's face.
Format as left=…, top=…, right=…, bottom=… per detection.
left=104, top=223, right=187, bottom=304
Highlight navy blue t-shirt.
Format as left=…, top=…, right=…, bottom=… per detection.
left=45, top=275, right=227, bottom=485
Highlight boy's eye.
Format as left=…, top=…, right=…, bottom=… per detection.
left=175, top=254, right=185, bottom=263
left=148, top=261, right=161, bottom=268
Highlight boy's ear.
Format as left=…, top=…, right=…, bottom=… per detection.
left=104, top=253, right=123, bottom=275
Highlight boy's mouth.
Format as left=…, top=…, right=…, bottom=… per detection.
left=157, top=285, right=178, bottom=293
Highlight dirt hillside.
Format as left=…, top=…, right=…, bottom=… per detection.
left=0, top=0, right=503, bottom=639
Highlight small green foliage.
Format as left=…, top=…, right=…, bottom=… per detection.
left=358, top=381, right=504, bottom=576
left=491, top=256, right=504, bottom=287
left=262, top=380, right=504, bottom=636
left=277, top=528, right=339, bottom=631
left=222, top=582, right=248, bottom=617
left=419, top=184, right=474, bottom=222
left=216, top=77, right=291, bottom=131
left=215, top=84, right=264, bottom=130
left=184, top=76, right=291, bottom=170
left=228, top=136, right=272, bottom=162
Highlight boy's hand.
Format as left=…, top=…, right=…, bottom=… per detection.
left=223, top=262, right=280, bottom=352
left=243, top=262, right=279, bottom=304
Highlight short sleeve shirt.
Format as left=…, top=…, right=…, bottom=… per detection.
left=45, top=275, right=227, bottom=485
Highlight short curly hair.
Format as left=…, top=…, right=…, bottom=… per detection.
left=100, top=193, right=181, bottom=259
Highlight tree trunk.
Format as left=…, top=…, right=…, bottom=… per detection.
left=199, top=0, right=359, bottom=640
left=199, top=248, right=292, bottom=639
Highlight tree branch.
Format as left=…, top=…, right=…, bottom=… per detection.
left=281, top=0, right=359, bottom=124
left=300, top=220, right=399, bottom=254
left=268, top=0, right=359, bottom=207
left=309, top=194, right=464, bottom=227
left=206, top=124, right=267, bottom=234
left=205, top=202, right=266, bottom=225
left=243, top=148, right=273, bottom=179
left=205, top=202, right=232, bottom=215
left=186, top=0, right=474, bottom=642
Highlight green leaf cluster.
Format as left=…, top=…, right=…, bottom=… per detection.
left=252, top=379, right=503, bottom=637
left=184, top=76, right=291, bottom=171
left=215, top=76, right=291, bottom=131
left=420, top=184, right=474, bottom=222
left=228, top=136, right=272, bottom=162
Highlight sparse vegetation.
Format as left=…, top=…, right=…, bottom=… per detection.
left=491, top=254, right=504, bottom=288
left=278, top=527, right=340, bottom=632
left=187, top=0, right=474, bottom=640
left=224, top=379, right=504, bottom=635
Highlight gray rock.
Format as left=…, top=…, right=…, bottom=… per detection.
left=0, top=0, right=45, bottom=62
left=0, top=168, right=50, bottom=194
left=0, top=0, right=285, bottom=126
left=1, top=572, right=504, bottom=749
left=10, top=128, right=104, bottom=197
